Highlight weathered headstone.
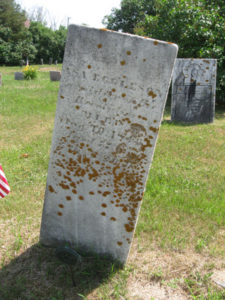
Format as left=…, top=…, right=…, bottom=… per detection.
left=171, top=59, right=217, bottom=123
left=50, top=71, right=61, bottom=81
left=40, top=25, right=178, bottom=264
left=55, top=60, right=58, bottom=65
left=40, top=58, right=44, bottom=65
left=49, top=57, right=53, bottom=65
left=14, top=72, right=24, bottom=80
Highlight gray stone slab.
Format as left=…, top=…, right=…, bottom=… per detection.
left=50, top=71, right=61, bottom=81
left=14, top=72, right=24, bottom=80
left=40, top=25, right=178, bottom=264
left=171, top=59, right=217, bottom=123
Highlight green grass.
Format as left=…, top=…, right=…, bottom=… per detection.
left=0, top=66, right=224, bottom=299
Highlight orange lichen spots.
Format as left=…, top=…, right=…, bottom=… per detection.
left=154, top=40, right=158, bottom=45
left=116, top=199, right=120, bottom=203
left=154, top=120, right=157, bottom=123
left=143, top=58, right=146, bottom=62
left=124, top=223, right=134, bottom=232
left=111, top=200, right=114, bottom=204
left=88, top=168, right=99, bottom=180
left=48, top=185, right=55, bottom=193
left=64, top=175, right=72, bottom=182
left=79, top=195, right=84, bottom=201
left=149, top=126, right=158, bottom=133
left=60, top=95, right=64, bottom=99
left=122, top=93, right=126, bottom=98
left=126, top=50, right=131, bottom=55
left=83, top=156, right=90, bottom=164
left=100, top=28, right=109, bottom=31
left=98, top=190, right=102, bottom=194
left=57, top=212, right=63, bottom=216
left=148, top=90, right=157, bottom=98
left=206, top=67, right=209, bottom=70
left=91, top=153, right=97, bottom=158
left=72, top=189, right=77, bottom=194
left=59, top=182, right=70, bottom=190
left=75, top=167, right=86, bottom=177
left=122, top=206, right=128, bottom=212
left=120, top=60, right=126, bottom=66
left=87, top=65, right=92, bottom=69
left=88, top=147, right=93, bottom=152
left=59, top=204, right=64, bottom=208
left=70, top=182, right=76, bottom=188
left=167, top=41, right=174, bottom=44
left=123, top=75, right=126, bottom=78
left=89, top=191, right=95, bottom=195
left=101, top=212, right=106, bottom=216
left=103, top=98, right=107, bottom=102
left=75, top=105, right=80, bottom=110
left=97, top=43, right=102, bottom=48
left=117, top=241, right=123, bottom=246
left=101, top=203, right=107, bottom=208
left=112, top=88, right=116, bottom=92
left=80, top=142, right=85, bottom=148
left=95, top=160, right=100, bottom=165
left=102, top=191, right=111, bottom=197
left=110, top=217, right=116, bottom=221
left=197, top=82, right=201, bottom=86
left=57, top=171, right=62, bottom=176
left=206, top=80, right=209, bottom=82
left=98, top=184, right=103, bottom=187
left=66, top=196, right=72, bottom=201
left=203, top=60, right=210, bottom=64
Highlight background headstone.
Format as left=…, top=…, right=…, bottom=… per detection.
left=55, top=60, right=58, bottom=65
left=40, top=25, right=177, bottom=264
left=171, top=58, right=217, bottom=123
left=49, top=57, right=53, bottom=65
left=40, top=58, right=44, bottom=65
left=50, top=71, right=61, bottom=81
left=14, top=72, right=24, bottom=80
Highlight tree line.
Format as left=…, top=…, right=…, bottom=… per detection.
left=0, top=0, right=67, bottom=65
left=103, top=0, right=225, bottom=104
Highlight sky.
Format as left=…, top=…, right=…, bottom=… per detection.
left=16, top=0, right=121, bottom=29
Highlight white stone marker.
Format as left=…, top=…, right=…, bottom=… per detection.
left=171, top=59, right=217, bottom=123
left=40, top=25, right=178, bottom=264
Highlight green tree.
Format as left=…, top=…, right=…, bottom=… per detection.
left=103, top=0, right=156, bottom=33
left=104, top=0, right=225, bottom=104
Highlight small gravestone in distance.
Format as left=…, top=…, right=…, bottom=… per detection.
left=50, top=71, right=61, bottom=81
left=40, top=25, right=178, bottom=264
left=171, top=58, right=217, bottom=123
left=49, top=57, right=53, bottom=65
left=55, top=60, right=58, bottom=65
left=15, top=72, right=24, bottom=80
left=40, top=58, right=44, bottom=65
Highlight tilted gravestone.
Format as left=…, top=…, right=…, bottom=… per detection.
left=14, top=72, right=24, bottom=80
left=171, top=59, right=217, bottom=123
left=40, top=25, right=178, bottom=264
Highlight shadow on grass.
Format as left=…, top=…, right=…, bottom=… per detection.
left=0, top=243, right=122, bottom=300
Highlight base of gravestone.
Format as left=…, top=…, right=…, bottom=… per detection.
left=14, top=72, right=24, bottom=80
left=50, top=71, right=61, bottom=81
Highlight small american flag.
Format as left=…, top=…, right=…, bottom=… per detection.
left=0, top=164, right=10, bottom=199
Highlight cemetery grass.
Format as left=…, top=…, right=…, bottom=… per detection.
left=0, top=65, right=224, bottom=299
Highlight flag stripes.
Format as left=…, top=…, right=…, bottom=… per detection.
left=0, top=165, right=10, bottom=199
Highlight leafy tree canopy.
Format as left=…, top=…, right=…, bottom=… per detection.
left=104, top=0, right=225, bottom=103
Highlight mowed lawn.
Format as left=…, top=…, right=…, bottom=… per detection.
left=0, top=66, right=224, bottom=300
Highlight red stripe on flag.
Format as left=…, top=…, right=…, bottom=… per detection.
left=0, top=183, right=9, bottom=194
left=0, top=173, right=8, bottom=185
left=0, top=191, right=6, bottom=198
